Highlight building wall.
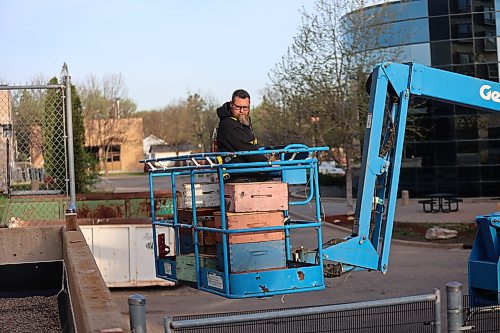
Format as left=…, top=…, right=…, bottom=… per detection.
left=360, top=0, right=500, bottom=197
left=85, top=118, right=144, bottom=173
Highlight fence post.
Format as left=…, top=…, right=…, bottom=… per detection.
left=434, top=288, right=442, bottom=333
left=447, top=281, right=463, bottom=333
left=163, top=317, right=172, bottom=333
left=128, top=294, right=147, bottom=333
left=64, top=73, right=76, bottom=209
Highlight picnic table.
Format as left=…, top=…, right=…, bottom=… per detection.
left=418, top=193, right=462, bottom=213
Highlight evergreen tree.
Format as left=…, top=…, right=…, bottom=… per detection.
left=43, top=77, right=65, bottom=191
left=70, top=84, right=99, bottom=193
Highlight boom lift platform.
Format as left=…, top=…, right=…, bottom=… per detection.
left=143, top=62, right=500, bottom=299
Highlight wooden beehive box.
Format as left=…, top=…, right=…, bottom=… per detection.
left=224, top=181, right=288, bottom=213
left=176, top=254, right=217, bottom=282
left=214, top=211, right=284, bottom=244
left=216, top=240, right=286, bottom=273
left=178, top=208, right=217, bottom=246
left=180, top=182, right=220, bottom=209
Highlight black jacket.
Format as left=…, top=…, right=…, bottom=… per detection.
left=216, top=102, right=267, bottom=163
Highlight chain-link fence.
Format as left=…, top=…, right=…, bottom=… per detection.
left=0, top=83, right=69, bottom=226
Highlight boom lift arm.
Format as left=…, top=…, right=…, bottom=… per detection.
left=307, top=62, right=500, bottom=275
left=142, top=62, right=499, bottom=298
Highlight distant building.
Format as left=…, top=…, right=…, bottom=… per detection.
left=355, top=0, right=500, bottom=197
left=143, top=135, right=166, bottom=158
left=146, top=143, right=197, bottom=168
left=85, top=118, right=144, bottom=173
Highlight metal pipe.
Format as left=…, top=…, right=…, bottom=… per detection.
left=169, top=292, right=438, bottom=329
left=64, top=75, right=76, bottom=209
left=434, top=288, right=442, bottom=333
left=6, top=137, right=10, bottom=197
left=0, top=84, right=65, bottom=90
left=447, top=281, right=463, bottom=333
left=128, top=294, right=147, bottom=333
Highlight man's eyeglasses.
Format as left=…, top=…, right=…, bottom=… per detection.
left=231, top=101, right=250, bottom=111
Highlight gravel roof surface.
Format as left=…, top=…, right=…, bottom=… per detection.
left=0, top=295, right=61, bottom=333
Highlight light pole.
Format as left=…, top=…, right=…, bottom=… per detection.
left=114, top=98, right=121, bottom=119
left=2, top=124, right=13, bottom=197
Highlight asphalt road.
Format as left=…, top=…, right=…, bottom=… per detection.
left=99, top=175, right=471, bottom=332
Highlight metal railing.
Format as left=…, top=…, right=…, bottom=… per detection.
left=163, top=289, right=441, bottom=333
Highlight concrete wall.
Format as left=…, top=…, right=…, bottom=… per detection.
left=0, top=226, right=129, bottom=332
left=0, top=226, right=62, bottom=263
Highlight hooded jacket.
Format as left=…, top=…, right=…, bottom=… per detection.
left=215, top=102, right=267, bottom=163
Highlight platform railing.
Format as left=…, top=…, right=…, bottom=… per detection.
left=143, top=146, right=330, bottom=298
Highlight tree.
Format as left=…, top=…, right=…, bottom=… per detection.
left=43, top=77, right=65, bottom=190
left=70, top=84, right=99, bottom=193
left=139, top=93, right=219, bottom=154
left=267, top=0, right=404, bottom=212
left=185, top=94, right=219, bottom=152
left=78, top=73, right=138, bottom=175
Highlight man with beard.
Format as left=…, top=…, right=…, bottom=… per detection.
left=215, top=89, right=274, bottom=181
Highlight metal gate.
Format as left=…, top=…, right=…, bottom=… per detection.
left=0, top=70, right=75, bottom=226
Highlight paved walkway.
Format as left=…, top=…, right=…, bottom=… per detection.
left=290, top=193, right=499, bottom=224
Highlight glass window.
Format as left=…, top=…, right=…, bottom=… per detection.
left=451, top=14, right=473, bottom=39
left=431, top=41, right=452, bottom=65
left=475, top=63, right=498, bottom=79
left=451, top=39, right=474, bottom=65
left=453, top=63, right=476, bottom=75
left=473, top=12, right=497, bottom=36
left=370, top=1, right=429, bottom=22
left=450, top=0, right=472, bottom=14
left=459, top=166, right=481, bottom=182
left=429, top=0, right=450, bottom=16
left=433, top=142, right=458, bottom=165
left=376, top=18, right=430, bottom=47
left=455, top=115, right=479, bottom=139
left=496, top=12, right=500, bottom=35
left=487, top=139, right=500, bottom=163
left=429, top=16, right=451, bottom=41
left=472, top=1, right=495, bottom=11
left=434, top=116, right=456, bottom=140
left=474, top=39, right=498, bottom=64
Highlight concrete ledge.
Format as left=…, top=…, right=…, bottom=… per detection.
left=63, top=227, right=128, bottom=333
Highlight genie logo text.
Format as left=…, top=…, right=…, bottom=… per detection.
left=480, top=85, right=500, bottom=103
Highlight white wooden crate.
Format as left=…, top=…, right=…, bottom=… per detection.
left=180, top=182, right=220, bottom=208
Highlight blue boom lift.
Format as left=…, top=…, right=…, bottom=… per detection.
left=143, top=62, right=500, bottom=299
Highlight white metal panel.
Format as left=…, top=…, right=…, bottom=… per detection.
left=94, top=226, right=130, bottom=284
left=80, top=224, right=175, bottom=287
left=80, top=227, right=93, bottom=254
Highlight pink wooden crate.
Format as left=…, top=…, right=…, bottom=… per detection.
left=214, top=211, right=284, bottom=244
left=224, top=181, right=288, bottom=213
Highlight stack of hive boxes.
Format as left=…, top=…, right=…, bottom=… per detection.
left=176, top=182, right=220, bottom=282
left=216, top=181, right=288, bottom=273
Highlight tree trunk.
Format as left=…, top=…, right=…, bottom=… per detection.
left=345, top=151, right=355, bottom=216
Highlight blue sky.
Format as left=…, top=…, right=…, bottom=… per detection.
left=0, top=1, right=315, bottom=111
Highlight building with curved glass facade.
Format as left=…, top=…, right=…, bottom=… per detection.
left=362, top=0, right=500, bottom=197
